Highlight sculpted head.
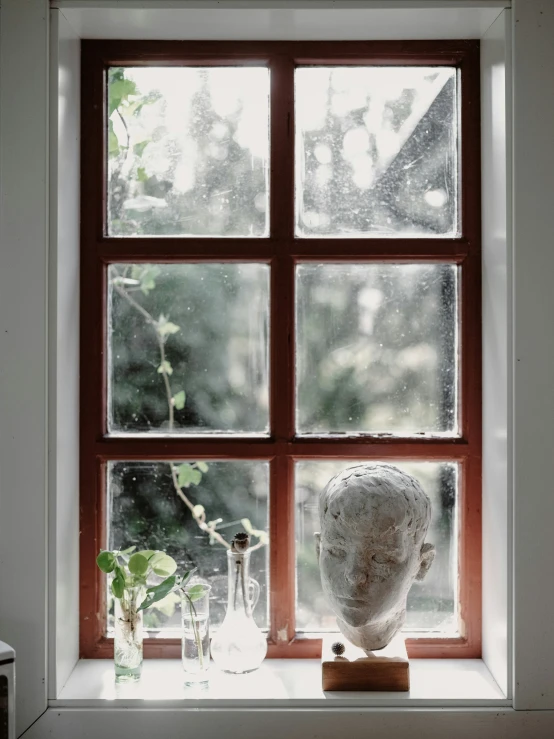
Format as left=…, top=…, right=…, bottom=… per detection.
left=316, top=463, right=435, bottom=651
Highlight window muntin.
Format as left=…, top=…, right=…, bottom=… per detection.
left=80, top=41, right=481, bottom=660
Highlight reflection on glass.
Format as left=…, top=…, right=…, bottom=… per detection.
left=107, top=67, right=269, bottom=236
left=295, top=460, right=458, bottom=634
left=108, top=263, right=270, bottom=435
left=296, top=263, right=458, bottom=436
left=295, top=67, right=458, bottom=237
left=107, top=460, right=269, bottom=634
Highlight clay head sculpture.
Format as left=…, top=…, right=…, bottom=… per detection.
left=316, top=463, right=435, bottom=653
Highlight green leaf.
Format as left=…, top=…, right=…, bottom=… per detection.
left=132, top=265, right=160, bottom=296
left=134, top=141, right=150, bottom=158
left=157, top=315, right=180, bottom=337
left=135, top=549, right=155, bottom=561
left=178, top=568, right=197, bottom=589
left=136, top=166, right=148, bottom=182
left=111, top=579, right=124, bottom=599
left=96, top=550, right=116, bottom=574
left=108, top=126, right=120, bottom=157
left=186, top=584, right=207, bottom=603
left=141, top=279, right=156, bottom=295
left=120, top=546, right=136, bottom=556
left=158, top=321, right=180, bottom=336
left=108, top=74, right=138, bottom=116
left=138, top=575, right=177, bottom=611
left=128, top=553, right=149, bottom=576
left=177, top=464, right=201, bottom=487
left=173, top=390, right=186, bottom=410
left=157, top=360, right=173, bottom=376
left=149, top=552, right=177, bottom=578
left=196, top=461, right=209, bottom=473
left=111, top=566, right=126, bottom=599
left=178, top=463, right=194, bottom=488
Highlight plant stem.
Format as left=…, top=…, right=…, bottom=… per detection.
left=112, top=279, right=265, bottom=553
left=157, top=335, right=174, bottom=429
left=186, top=595, right=204, bottom=671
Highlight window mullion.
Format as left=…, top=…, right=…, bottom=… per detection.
left=268, top=55, right=296, bottom=644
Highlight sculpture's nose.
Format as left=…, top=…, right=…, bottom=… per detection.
left=345, top=563, right=367, bottom=587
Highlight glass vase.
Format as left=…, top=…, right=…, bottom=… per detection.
left=181, top=583, right=211, bottom=686
left=210, top=548, right=267, bottom=674
left=114, top=586, right=145, bottom=683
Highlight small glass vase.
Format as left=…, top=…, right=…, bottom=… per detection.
left=114, top=586, right=145, bottom=683
left=181, top=583, right=211, bottom=686
left=210, top=548, right=267, bottom=674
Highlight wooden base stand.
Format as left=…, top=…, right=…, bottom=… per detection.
left=321, top=634, right=409, bottom=692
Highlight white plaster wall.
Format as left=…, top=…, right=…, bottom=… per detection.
left=0, top=0, right=50, bottom=734
left=48, top=8, right=81, bottom=700
left=55, top=4, right=505, bottom=40
left=23, top=706, right=554, bottom=739
left=512, top=0, right=554, bottom=711
left=481, top=8, right=511, bottom=699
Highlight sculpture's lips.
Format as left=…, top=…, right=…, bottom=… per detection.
left=335, top=595, right=367, bottom=606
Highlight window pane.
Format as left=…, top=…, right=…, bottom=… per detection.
left=295, top=460, right=457, bottom=634
left=108, top=263, right=269, bottom=434
left=295, top=67, right=458, bottom=237
left=296, top=263, right=458, bottom=435
left=107, top=67, right=269, bottom=237
left=107, top=460, right=269, bottom=634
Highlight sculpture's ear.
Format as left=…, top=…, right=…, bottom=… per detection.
left=416, top=542, right=435, bottom=581
left=315, top=532, right=321, bottom=561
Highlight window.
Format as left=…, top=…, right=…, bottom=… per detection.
left=80, top=40, right=481, bottom=659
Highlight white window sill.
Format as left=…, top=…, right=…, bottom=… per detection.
left=52, top=658, right=509, bottom=708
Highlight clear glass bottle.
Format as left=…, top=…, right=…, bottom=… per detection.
left=181, top=582, right=211, bottom=686
left=210, top=539, right=267, bottom=674
left=114, top=586, right=145, bottom=682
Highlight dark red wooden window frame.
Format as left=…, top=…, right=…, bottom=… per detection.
left=80, top=39, right=481, bottom=660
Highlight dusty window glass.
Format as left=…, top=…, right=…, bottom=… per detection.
left=296, top=263, right=458, bottom=436
left=107, top=460, right=269, bottom=635
left=295, top=460, right=457, bottom=634
left=107, top=67, right=269, bottom=237
left=108, top=263, right=270, bottom=435
left=295, top=67, right=458, bottom=237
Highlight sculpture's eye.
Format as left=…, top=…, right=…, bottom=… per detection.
left=372, top=553, right=391, bottom=564
left=326, top=546, right=345, bottom=558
